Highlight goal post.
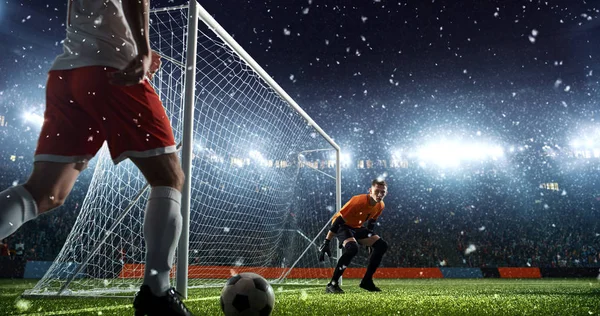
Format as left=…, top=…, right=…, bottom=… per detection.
left=24, top=1, right=341, bottom=298
left=177, top=0, right=199, bottom=298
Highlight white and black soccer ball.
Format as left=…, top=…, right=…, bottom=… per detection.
left=220, top=272, right=275, bottom=316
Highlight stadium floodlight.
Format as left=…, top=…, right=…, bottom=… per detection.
left=248, top=150, right=263, bottom=159
left=26, top=1, right=341, bottom=298
left=340, top=152, right=352, bottom=168
left=248, top=150, right=269, bottom=167
left=391, top=150, right=404, bottom=161
left=572, top=138, right=595, bottom=149
left=570, top=140, right=582, bottom=148
left=23, top=112, right=43, bottom=127
left=568, top=127, right=600, bottom=159
left=416, top=141, right=461, bottom=168
left=328, top=151, right=351, bottom=168
left=414, top=140, right=504, bottom=168
left=488, top=146, right=504, bottom=160
left=569, top=126, right=600, bottom=148
left=585, top=139, right=595, bottom=148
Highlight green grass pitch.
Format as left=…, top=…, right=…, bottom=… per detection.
left=0, top=278, right=599, bottom=315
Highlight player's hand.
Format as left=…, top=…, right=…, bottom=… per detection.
left=108, top=53, right=152, bottom=86
left=146, top=50, right=161, bottom=81
left=318, top=239, right=331, bottom=262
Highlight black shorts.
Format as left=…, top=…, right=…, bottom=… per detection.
left=336, top=225, right=373, bottom=244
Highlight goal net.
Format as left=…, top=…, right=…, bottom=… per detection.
left=25, top=2, right=340, bottom=297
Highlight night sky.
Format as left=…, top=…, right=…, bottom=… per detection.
left=0, top=0, right=599, bottom=160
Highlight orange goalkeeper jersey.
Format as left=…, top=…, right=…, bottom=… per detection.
left=332, top=194, right=385, bottom=229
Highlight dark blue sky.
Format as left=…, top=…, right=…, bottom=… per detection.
left=1, top=0, right=599, bottom=157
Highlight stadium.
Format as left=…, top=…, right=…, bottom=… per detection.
left=0, top=0, right=599, bottom=315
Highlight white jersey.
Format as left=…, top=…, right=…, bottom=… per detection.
left=50, top=0, right=137, bottom=71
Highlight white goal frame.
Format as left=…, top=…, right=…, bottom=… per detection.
left=181, top=1, right=342, bottom=296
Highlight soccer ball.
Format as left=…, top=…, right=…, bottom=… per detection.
left=220, top=272, right=275, bottom=316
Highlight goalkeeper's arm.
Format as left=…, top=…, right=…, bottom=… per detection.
left=327, top=216, right=345, bottom=240
left=319, top=216, right=345, bottom=261
left=365, top=218, right=376, bottom=233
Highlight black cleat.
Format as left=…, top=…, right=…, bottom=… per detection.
left=359, top=280, right=381, bottom=292
left=133, top=285, right=194, bottom=316
left=325, top=282, right=345, bottom=294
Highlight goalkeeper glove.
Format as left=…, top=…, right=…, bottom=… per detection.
left=318, top=239, right=331, bottom=261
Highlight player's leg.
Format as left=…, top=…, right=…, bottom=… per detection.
left=357, top=233, right=388, bottom=292
left=100, top=74, right=191, bottom=315
left=0, top=161, right=87, bottom=240
left=129, top=153, right=188, bottom=315
left=328, top=238, right=359, bottom=291
left=129, top=153, right=185, bottom=296
left=326, top=226, right=359, bottom=293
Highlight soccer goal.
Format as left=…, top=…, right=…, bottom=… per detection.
left=24, top=1, right=341, bottom=297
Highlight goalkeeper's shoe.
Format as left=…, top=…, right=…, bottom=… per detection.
left=359, top=280, right=381, bottom=292
left=133, top=285, right=194, bottom=316
left=325, top=282, right=345, bottom=294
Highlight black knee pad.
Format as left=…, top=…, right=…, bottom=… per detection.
left=344, top=241, right=359, bottom=256
left=372, top=239, right=388, bottom=253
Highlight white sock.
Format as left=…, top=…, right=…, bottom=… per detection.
left=0, top=185, right=38, bottom=240
left=142, top=186, right=182, bottom=296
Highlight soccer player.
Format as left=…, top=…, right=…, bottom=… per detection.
left=319, top=179, right=389, bottom=293
left=0, top=1, right=192, bottom=315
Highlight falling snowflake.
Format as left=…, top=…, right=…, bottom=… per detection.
left=299, top=290, right=309, bottom=300
left=464, top=244, right=477, bottom=255
left=15, top=299, right=31, bottom=312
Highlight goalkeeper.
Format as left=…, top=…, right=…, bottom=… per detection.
left=319, top=179, right=389, bottom=293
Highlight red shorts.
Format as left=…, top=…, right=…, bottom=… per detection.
left=35, top=66, right=177, bottom=164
